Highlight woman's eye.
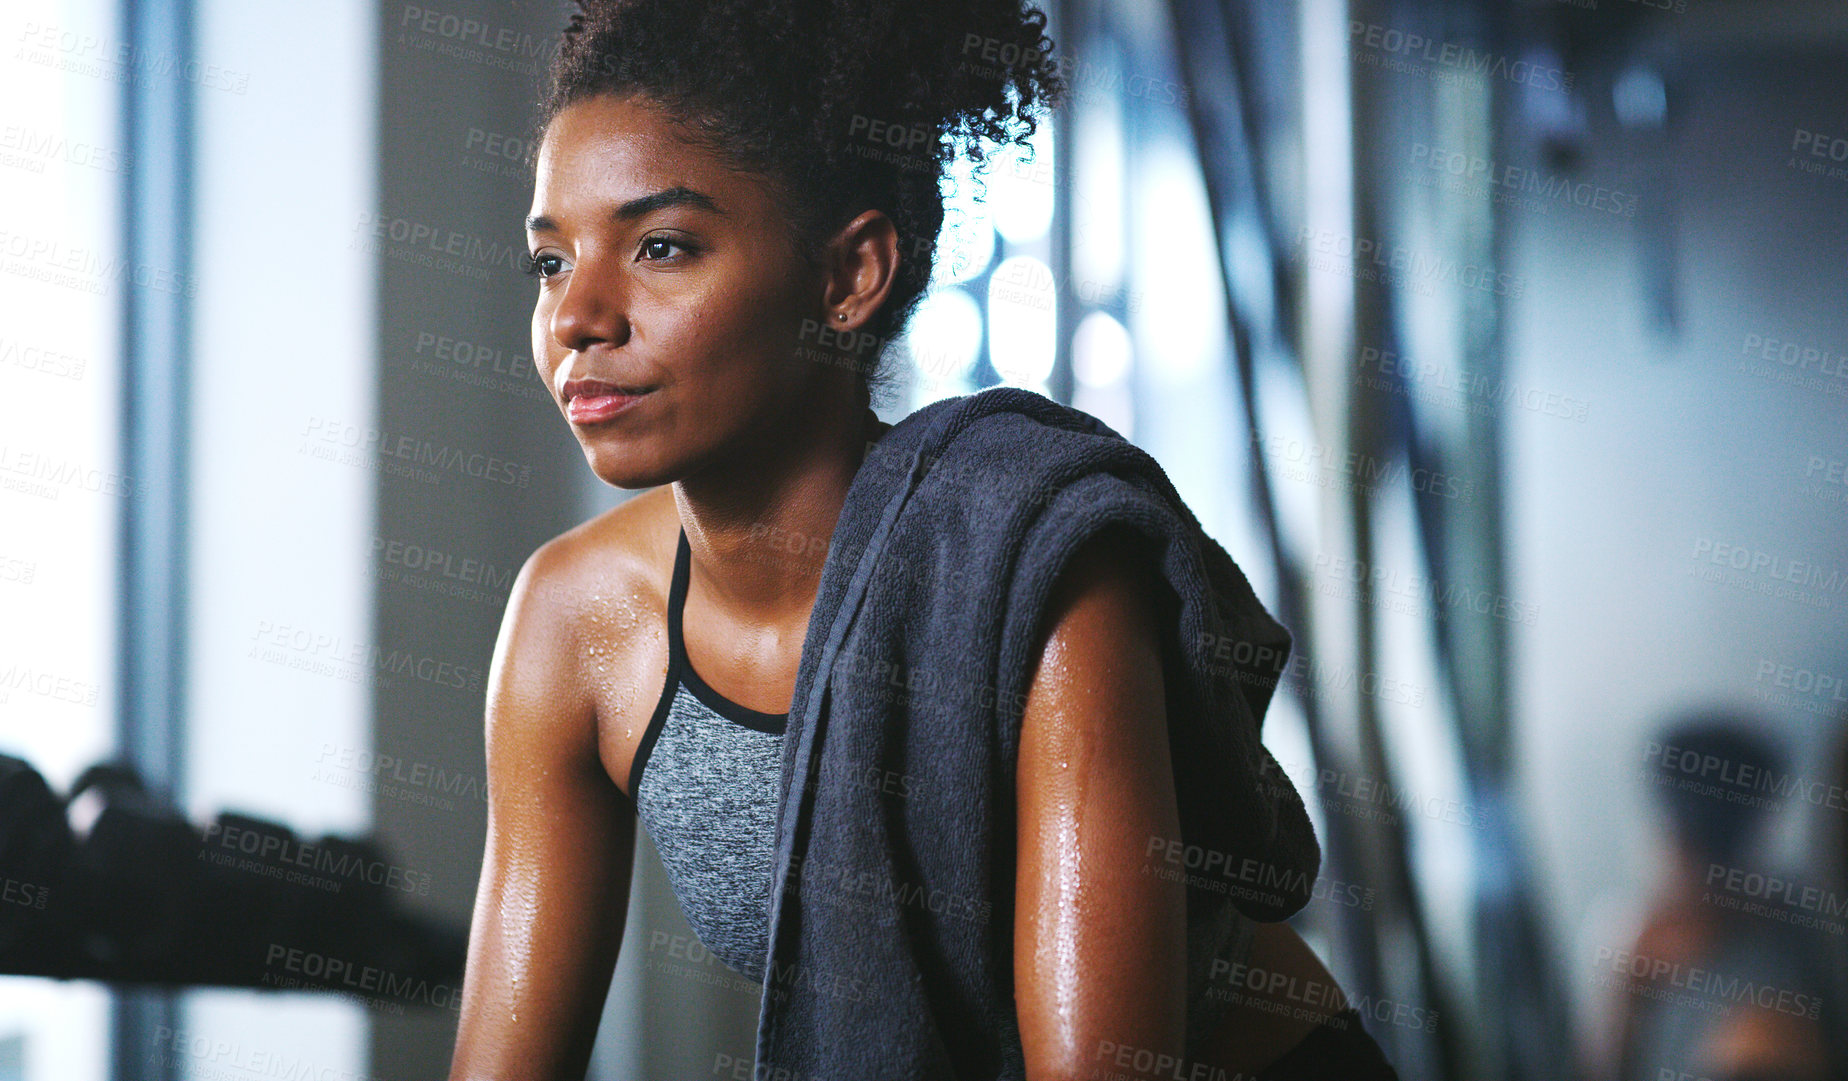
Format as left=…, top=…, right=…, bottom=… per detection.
left=522, top=253, right=566, bottom=280
left=639, top=236, right=693, bottom=261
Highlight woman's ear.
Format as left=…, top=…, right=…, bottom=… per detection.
left=819, top=210, right=900, bottom=334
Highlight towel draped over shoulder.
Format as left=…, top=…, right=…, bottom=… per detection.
left=752, top=387, right=1319, bottom=1079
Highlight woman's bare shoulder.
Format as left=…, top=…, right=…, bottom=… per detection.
left=495, top=487, right=678, bottom=794
left=514, top=486, right=679, bottom=622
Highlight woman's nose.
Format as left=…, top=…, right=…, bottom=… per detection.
left=549, top=258, right=631, bottom=353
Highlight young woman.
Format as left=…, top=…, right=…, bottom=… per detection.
left=448, top=2, right=1400, bottom=1078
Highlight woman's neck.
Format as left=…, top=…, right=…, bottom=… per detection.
left=671, top=400, right=892, bottom=623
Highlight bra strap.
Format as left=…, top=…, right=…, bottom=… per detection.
left=628, top=529, right=692, bottom=799
left=667, top=526, right=692, bottom=668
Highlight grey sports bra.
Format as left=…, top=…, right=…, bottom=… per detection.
left=629, top=527, right=787, bottom=982
left=627, top=527, right=1257, bottom=1043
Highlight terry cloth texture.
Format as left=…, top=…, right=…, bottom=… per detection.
left=752, top=387, right=1319, bottom=1080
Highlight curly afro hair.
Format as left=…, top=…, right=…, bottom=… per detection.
left=542, top=0, right=1065, bottom=397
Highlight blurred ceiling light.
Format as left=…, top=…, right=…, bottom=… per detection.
left=903, top=285, right=984, bottom=386
left=1073, top=310, right=1133, bottom=388
left=991, top=117, right=1055, bottom=244
left=1613, top=65, right=1667, bottom=129
left=1072, top=89, right=1125, bottom=293
left=988, top=255, right=1057, bottom=386
left=1131, top=139, right=1218, bottom=383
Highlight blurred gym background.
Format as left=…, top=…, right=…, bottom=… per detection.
left=2, top=0, right=1845, bottom=1078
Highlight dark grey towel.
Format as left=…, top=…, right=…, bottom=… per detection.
left=754, top=387, right=1318, bottom=1079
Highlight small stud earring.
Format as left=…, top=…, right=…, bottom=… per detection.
left=836, top=311, right=848, bottom=322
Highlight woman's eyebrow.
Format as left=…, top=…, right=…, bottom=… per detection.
left=525, top=186, right=724, bottom=234
left=615, top=185, right=722, bottom=220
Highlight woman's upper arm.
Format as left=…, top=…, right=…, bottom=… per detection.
left=450, top=541, right=636, bottom=1081
left=1014, top=528, right=1190, bottom=1081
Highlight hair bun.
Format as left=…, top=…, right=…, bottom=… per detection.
left=546, top=0, right=1065, bottom=391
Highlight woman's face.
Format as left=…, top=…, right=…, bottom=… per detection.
left=525, top=94, right=847, bottom=489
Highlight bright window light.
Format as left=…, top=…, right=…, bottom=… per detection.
left=991, top=117, right=1055, bottom=245
left=904, top=286, right=984, bottom=388
left=1073, top=310, right=1133, bottom=388
left=987, top=256, right=1057, bottom=387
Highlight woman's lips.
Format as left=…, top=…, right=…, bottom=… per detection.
left=566, top=389, right=649, bottom=425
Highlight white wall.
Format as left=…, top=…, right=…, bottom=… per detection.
left=0, top=0, right=129, bottom=1075
left=181, top=0, right=379, bottom=1075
